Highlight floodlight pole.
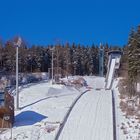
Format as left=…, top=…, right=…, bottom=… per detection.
left=15, top=37, right=21, bottom=110
left=51, top=50, right=53, bottom=84
left=16, top=45, right=19, bottom=109
left=99, top=43, right=104, bottom=77
left=50, top=47, right=54, bottom=84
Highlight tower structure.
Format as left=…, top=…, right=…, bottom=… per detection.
left=99, top=43, right=104, bottom=77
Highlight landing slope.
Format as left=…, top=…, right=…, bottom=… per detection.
left=59, top=77, right=113, bottom=140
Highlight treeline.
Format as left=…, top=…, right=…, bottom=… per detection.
left=0, top=37, right=121, bottom=76
left=122, top=25, right=140, bottom=97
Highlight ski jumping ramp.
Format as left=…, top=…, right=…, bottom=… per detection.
left=105, top=51, right=122, bottom=90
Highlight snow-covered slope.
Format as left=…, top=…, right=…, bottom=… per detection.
left=0, top=76, right=114, bottom=140
left=0, top=82, right=81, bottom=140
left=58, top=89, right=113, bottom=140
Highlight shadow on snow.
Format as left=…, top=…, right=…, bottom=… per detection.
left=14, top=111, right=47, bottom=127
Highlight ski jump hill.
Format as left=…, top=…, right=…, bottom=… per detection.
left=0, top=51, right=123, bottom=140
left=105, top=50, right=122, bottom=90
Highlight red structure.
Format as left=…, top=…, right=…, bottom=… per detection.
left=0, top=90, right=14, bottom=128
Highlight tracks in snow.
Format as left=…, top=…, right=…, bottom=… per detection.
left=111, top=90, right=117, bottom=140
left=56, top=89, right=113, bottom=140
left=54, top=89, right=90, bottom=140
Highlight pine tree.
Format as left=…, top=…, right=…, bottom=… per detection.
left=0, top=39, right=4, bottom=70
left=127, top=27, right=140, bottom=97
left=3, top=40, right=16, bottom=72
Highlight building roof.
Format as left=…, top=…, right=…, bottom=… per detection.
left=108, top=50, right=123, bottom=55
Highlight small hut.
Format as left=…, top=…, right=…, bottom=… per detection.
left=0, top=90, right=14, bottom=128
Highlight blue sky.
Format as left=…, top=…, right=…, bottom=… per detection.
left=0, top=0, right=140, bottom=46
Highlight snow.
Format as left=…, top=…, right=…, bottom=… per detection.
left=0, top=70, right=137, bottom=139
left=1, top=76, right=114, bottom=140
left=0, top=81, right=82, bottom=140
left=58, top=88, right=113, bottom=140
left=113, top=78, right=140, bottom=140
